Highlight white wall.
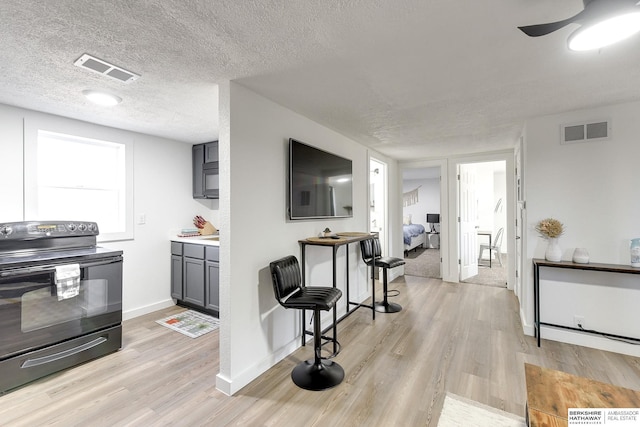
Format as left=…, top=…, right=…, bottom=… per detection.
left=402, top=178, right=440, bottom=231
left=0, top=103, right=216, bottom=319
left=523, top=100, right=640, bottom=356
left=216, top=82, right=396, bottom=395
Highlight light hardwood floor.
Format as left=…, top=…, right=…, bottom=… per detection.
left=1, top=275, right=639, bottom=426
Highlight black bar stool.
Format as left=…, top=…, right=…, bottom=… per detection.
left=270, top=255, right=344, bottom=390
left=360, top=237, right=405, bottom=313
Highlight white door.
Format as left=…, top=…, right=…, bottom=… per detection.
left=370, top=158, right=387, bottom=252
left=459, top=164, right=479, bottom=280
left=515, top=140, right=525, bottom=298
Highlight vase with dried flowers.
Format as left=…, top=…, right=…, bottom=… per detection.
left=536, top=218, right=564, bottom=262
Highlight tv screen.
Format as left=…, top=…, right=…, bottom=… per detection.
left=288, top=139, right=353, bottom=220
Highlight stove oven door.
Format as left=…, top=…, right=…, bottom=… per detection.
left=0, top=255, right=122, bottom=362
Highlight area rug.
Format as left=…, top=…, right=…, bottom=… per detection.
left=404, top=247, right=441, bottom=278
left=156, top=310, right=219, bottom=338
left=462, top=254, right=508, bottom=288
left=437, top=393, right=525, bottom=427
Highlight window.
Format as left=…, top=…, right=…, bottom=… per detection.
left=24, top=117, right=134, bottom=242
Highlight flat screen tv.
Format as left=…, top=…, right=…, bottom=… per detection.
left=288, top=138, right=353, bottom=220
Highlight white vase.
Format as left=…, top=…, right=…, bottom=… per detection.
left=631, top=238, right=640, bottom=268
left=545, top=238, right=562, bottom=262
left=572, top=248, right=589, bottom=264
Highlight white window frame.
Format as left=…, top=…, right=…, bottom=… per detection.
left=24, top=116, right=134, bottom=242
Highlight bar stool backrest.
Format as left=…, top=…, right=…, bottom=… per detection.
left=270, top=255, right=303, bottom=305
left=360, top=237, right=382, bottom=264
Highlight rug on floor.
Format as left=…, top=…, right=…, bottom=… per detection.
left=156, top=309, right=219, bottom=338
left=404, top=247, right=440, bottom=278
left=437, top=393, right=525, bottom=427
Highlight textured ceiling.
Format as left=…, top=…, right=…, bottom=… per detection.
left=2, top=0, right=640, bottom=160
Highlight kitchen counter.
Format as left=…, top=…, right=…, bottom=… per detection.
left=171, top=235, right=219, bottom=246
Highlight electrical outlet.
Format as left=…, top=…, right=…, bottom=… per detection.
left=573, top=315, right=585, bottom=329
left=137, top=214, right=146, bottom=225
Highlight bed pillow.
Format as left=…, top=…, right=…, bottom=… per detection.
left=403, top=214, right=412, bottom=225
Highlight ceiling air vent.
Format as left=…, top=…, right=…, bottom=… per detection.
left=560, top=119, right=611, bottom=144
left=74, top=53, right=140, bottom=83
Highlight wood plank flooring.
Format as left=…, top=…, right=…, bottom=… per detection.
left=1, top=275, right=639, bottom=426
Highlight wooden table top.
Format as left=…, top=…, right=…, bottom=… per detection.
left=532, top=258, right=640, bottom=274
left=299, top=232, right=373, bottom=246
left=525, top=363, right=640, bottom=427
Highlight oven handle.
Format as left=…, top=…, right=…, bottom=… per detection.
left=20, top=336, right=107, bottom=368
left=0, top=256, right=122, bottom=278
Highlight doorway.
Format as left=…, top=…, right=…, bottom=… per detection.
left=401, top=167, right=442, bottom=278
left=458, top=160, right=508, bottom=287
left=369, top=158, right=387, bottom=253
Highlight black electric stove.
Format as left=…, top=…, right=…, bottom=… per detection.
left=0, top=220, right=123, bottom=394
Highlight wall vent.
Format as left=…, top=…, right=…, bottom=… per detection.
left=560, top=119, right=611, bottom=144
left=74, top=53, right=140, bottom=83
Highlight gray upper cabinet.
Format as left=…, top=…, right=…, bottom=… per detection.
left=192, top=144, right=204, bottom=198
left=193, top=141, right=219, bottom=199
left=204, top=142, right=218, bottom=163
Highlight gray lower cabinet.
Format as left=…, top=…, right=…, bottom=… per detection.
left=170, top=242, right=183, bottom=299
left=205, top=246, right=220, bottom=312
left=171, top=242, right=219, bottom=317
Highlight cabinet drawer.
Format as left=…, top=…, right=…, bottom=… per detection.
left=171, top=242, right=183, bottom=256
left=206, top=246, right=219, bottom=261
left=183, top=243, right=205, bottom=259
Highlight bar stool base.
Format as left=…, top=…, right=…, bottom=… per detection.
left=374, top=301, right=402, bottom=313
left=291, top=359, right=344, bottom=391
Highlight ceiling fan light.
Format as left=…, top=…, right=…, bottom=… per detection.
left=82, top=90, right=122, bottom=106
left=568, top=12, right=640, bottom=51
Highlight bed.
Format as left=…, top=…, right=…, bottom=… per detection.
left=403, top=223, right=426, bottom=253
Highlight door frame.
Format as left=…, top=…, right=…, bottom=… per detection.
left=399, top=159, right=448, bottom=279
left=448, top=150, right=516, bottom=289
left=369, top=157, right=388, bottom=254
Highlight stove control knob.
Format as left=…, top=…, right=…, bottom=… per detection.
left=67, top=224, right=77, bottom=231
left=78, top=223, right=87, bottom=232
left=0, top=226, right=12, bottom=236
left=87, top=223, right=96, bottom=232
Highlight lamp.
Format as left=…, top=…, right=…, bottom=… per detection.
left=82, top=90, right=122, bottom=106
left=426, top=213, right=440, bottom=233
left=568, top=9, right=640, bottom=51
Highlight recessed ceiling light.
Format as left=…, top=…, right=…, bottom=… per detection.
left=82, top=90, right=122, bottom=106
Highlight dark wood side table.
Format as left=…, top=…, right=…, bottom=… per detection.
left=525, top=363, right=640, bottom=427
left=532, top=258, right=640, bottom=347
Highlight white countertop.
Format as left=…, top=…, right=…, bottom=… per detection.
left=171, top=235, right=220, bottom=246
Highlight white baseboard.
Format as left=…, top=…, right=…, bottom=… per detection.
left=521, top=308, right=535, bottom=336
left=540, top=325, right=640, bottom=358
left=122, top=298, right=175, bottom=321
left=216, top=338, right=300, bottom=395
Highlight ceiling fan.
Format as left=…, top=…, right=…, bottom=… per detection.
left=518, top=0, right=640, bottom=51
